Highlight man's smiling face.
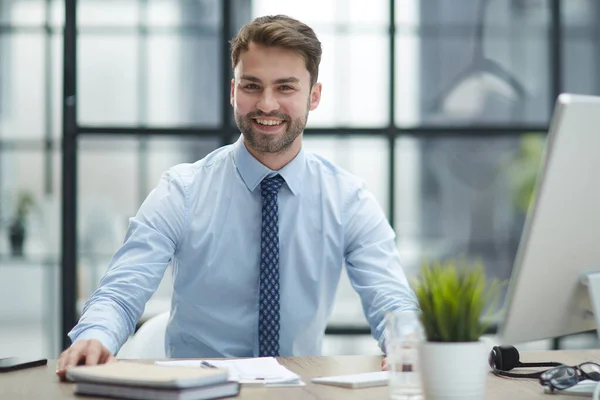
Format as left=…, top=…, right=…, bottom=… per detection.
left=231, top=42, right=321, bottom=155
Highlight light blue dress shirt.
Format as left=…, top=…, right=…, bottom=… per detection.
left=69, top=136, right=419, bottom=357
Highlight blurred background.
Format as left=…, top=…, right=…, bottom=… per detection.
left=0, top=0, right=598, bottom=359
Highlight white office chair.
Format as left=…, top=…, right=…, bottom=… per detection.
left=117, top=311, right=170, bottom=359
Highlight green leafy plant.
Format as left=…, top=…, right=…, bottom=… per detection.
left=412, top=258, right=505, bottom=342
left=509, top=134, right=545, bottom=213
left=8, top=190, right=36, bottom=256
left=14, top=190, right=35, bottom=224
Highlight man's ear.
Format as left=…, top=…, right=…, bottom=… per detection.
left=309, top=83, right=322, bottom=111
left=230, top=78, right=235, bottom=107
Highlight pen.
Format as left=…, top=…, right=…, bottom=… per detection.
left=200, top=361, right=217, bottom=369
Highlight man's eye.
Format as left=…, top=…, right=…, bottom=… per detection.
left=244, top=84, right=260, bottom=90
left=279, top=85, right=294, bottom=91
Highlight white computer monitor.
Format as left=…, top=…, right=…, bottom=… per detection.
left=498, top=93, right=600, bottom=345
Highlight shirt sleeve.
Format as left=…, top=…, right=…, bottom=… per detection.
left=68, top=167, right=188, bottom=354
left=343, top=182, right=420, bottom=353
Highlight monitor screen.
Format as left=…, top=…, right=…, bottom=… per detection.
left=498, top=93, right=600, bottom=345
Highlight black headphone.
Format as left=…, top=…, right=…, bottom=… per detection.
left=489, top=345, right=564, bottom=378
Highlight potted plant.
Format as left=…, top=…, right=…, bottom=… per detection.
left=8, top=190, right=35, bottom=257
left=412, top=258, right=504, bottom=400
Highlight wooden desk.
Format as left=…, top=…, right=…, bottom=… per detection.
left=3, top=351, right=600, bottom=399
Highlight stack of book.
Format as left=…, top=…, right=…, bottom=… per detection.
left=66, top=361, right=239, bottom=400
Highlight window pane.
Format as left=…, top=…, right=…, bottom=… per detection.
left=77, top=0, right=140, bottom=27
left=252, top=0, right=336, bottom=25
left=51, top=34, right=63, bottom=139
left=309, top=33, right=389, bottom=128
left=148, top=0, right=221, bottom=27
left=0, top=25, right=60, bottom=139
left=395, top=0, right=419, bottom=27
left=561, top=0, right=600, bottom=96
left=50, top=0, right=64, bottom=27
left=395, top=33, right=421, bottom=126
left=0, top=34, right=45, bottom=139
left=78, top=36, right=139, bottom=125
left=76, top=137, right=141, bottom=258
left=395, top=0, right=551, bottom=126
left=394, top=134, right=546, bottom=303
left=347, top=0, right=387, bottom=25
left=1, top=0, right=45, bottom=26
left=79, top=27, right=221, bottom=126
left=147, top=35, right=221, bottom=127
left=253, top=0, right=387, bottom=26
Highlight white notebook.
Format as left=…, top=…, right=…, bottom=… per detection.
left=66, top=361, right=229, bottom=389
left=311, top=371, right=389, bottom=389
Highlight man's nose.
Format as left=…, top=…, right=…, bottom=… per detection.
left=256, top=90, right=279, bottom=113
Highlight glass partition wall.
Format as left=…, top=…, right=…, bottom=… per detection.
left=2, top=0, right=596, bottom=358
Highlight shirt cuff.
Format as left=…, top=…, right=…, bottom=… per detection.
left=70, top=329, right=119, bottom=355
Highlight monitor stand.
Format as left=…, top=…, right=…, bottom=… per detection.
left=580, top=271, right=600, bottom=341
left=562, top=272, right=600, bottom=396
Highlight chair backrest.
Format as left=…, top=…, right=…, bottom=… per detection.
left=117, top=311, right=170, bottom=359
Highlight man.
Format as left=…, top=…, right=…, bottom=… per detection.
left=57, top=14, right=418, bottom=378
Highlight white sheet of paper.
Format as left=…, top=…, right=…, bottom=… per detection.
left=155, top=357, right=305, bottom=387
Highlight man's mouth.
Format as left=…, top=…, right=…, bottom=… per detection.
left=254, top=119, right=284, bottom=126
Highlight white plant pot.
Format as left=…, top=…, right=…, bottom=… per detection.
left=418, top=340, right=489, bottom=400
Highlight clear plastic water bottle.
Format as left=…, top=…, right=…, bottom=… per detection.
left=385, top=310, right=424, bottom=400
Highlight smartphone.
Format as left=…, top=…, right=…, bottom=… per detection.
left=0, top=357, right=48, bottom=372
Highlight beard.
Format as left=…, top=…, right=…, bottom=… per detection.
left=235, top=103, right=309, bottom=154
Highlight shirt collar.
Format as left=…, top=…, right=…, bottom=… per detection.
left=233, top=135, right=304, bottom=195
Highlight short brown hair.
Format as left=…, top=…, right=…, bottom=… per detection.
left=230, top=15, right=322, bottom=87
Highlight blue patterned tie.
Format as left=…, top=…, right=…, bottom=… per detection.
left=259, top=174, right=285, bottom=357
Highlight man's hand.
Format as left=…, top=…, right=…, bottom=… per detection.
left=381, top=357, right=388, bottom=371
left=56, top=339, right=116, bottom=381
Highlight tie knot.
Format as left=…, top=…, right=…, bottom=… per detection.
left=261, top=174, right=285, bottom=196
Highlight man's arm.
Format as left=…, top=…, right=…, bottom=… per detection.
left=343, top=183, right=419, bottom=352
left=58, top=167, right=188, bottom=373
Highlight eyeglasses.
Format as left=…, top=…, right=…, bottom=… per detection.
left=539, top=362, right=600, bottom=392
